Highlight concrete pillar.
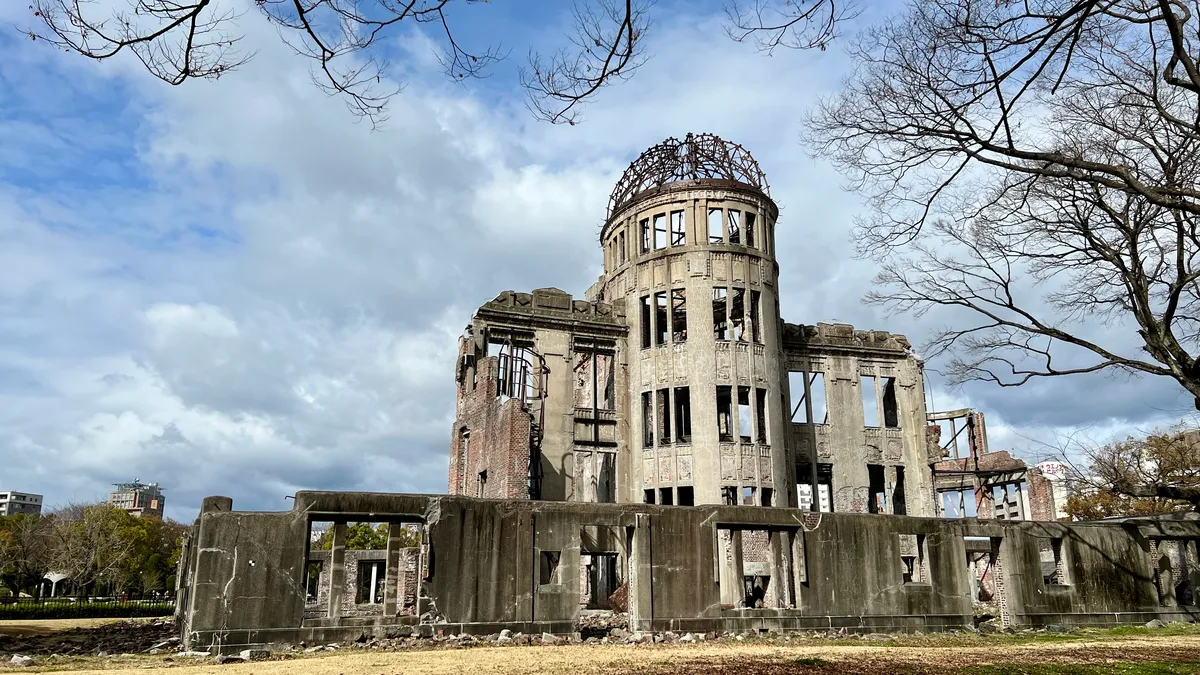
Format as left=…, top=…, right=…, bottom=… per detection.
left=327, top=523, right=347, bottom=618
left=628, top=514, right=653, bottom=631
left=718, top=529, right=744, bottom=606
left=383, top=523, right=404, bottom=616
left=769, top=530, right=792, bottom=609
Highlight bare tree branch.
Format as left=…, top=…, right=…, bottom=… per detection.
left=724, top=0, right=856, bottom=53
left=812, top=0, right=1200, bottom=407
left=520, top=0, right=652, bottom=125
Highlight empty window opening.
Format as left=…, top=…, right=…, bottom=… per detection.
left=727, top=210, right=741, bottom=244
left=882, top=377, right=899, bottom=428
left=674, top=386, right=692, bottom=443
left=712, top=288, right=729, bottom=340
left=708, top=208, right=724, bottom=243
left=743, top=574, right=770, bottom=608
left=640, top=218, right=651, bottom=254
left=899, top=534, right=927, bottom=584
left=893, top=466, right=907, bottom=516
left=642, top=392, right=654, bottom=448
left=861, top=376, right=880, bottom=428
left=581, top=550, right=622, bottom=609
left=737, top=386, right=752, bottom=442
left=755, top=388, right=768, bottom=444
left=750, top=290, right=762, bottom=344
left=305, top=560, right=323, bottom=603
left=654, top=292, right=668, bottom=346
left=671, top=289, right=687, bottom=343
left=941, top=489, right=979, bottom=518
left=659, top=487, right=674, bottom=506
left=732, top=288, right=747, bottom=341
left=477, top=470, right=488, bottom=498
left=657, top=389, right=672, bottom=446
left=597, top=452, right=616, bottom=503
left=761, top=487, right=774, bottom=507
left=640, top=296, right=652, bottom=349
left=355, top=560, right=386, bottom=604
left=670, top=210, right=686, bottom=246
left=619, top=231, right=627, bottom=263
left=653, top=213, right=667, bottom=249
left=722, top=486, right=738, bottom=505
left=742, top=486, right=756, bottom=505
left=745, top=212, right=756, bottom=248
left=540, top=551, right=561, bottom=585
left=678, top=486, right=695, bottom=506
left=797, top=465, right=833, bottom=512
left=992, top=483, right=1026, bottom=520
left=868, top=464, right=886, bottom=514
left=1040, top=538, right=1067, bottom=586
left=717, top=386, right=734, bottom=442
left=644, top=489, right=656, bottom=504
left=789, top=372, right=828, bottom=424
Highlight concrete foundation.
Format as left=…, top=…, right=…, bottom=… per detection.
left=177, top=492, right=1200, bottom=653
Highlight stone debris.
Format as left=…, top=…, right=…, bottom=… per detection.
left=239, top=649, right=271, bottom=660
left=9, top=655, right=33, bottom=667
left=1147, top=619, right=1166, bottom=629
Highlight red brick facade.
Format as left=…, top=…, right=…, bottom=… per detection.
left=448, top=346, right=534, bottom=500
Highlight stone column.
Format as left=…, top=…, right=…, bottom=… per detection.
left=383, top=523, right=404, bottom=616
left=327, top=523, right=347, bottom=618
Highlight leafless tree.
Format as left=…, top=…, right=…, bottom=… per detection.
left=1052, top=424, right=1200, bottom=513
left=49, top=503, right=136, bottom=597
left=725, top=0, right=858, bottom=53
left=0, top=514, right=54, bottom=597
left=802, top=0, right=1200, bottom=407
left=27, top=0, right=843, bottom=127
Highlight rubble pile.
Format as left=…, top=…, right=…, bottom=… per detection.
left=0, top=619, right=175, bottom=657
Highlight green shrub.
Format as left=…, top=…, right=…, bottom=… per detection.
left=0, top=602, right=174, bottom=620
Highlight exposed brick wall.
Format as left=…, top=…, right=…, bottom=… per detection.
left=305, top=548, right=419, bottom=619
left=1026, top=468, right=1056, bottom=522
left=448, top=355, right=533, bottom=499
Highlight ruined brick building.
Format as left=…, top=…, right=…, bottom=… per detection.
left=175, top=136, right=1200, bottom=655
left=449, top=133, right=938, bottom=517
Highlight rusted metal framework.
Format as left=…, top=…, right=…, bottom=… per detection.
left=606, top=133, right=770, bottom=221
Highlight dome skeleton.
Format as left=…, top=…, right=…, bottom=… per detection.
left=606, top=133, right=771, bottom=223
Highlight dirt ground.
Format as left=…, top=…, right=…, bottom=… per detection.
left=0, top=636, right=1198, bottom=674
left=4, top=620, right=1200, bottom=674
left=0, top=619, right=173, bottom=655
left=0, top=619, right=163, bottom=639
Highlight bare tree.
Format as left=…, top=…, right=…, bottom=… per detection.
left=1054, top=424, right=1200, bottom=514
left=803, top=0, right=1200, bottom=408
left=0, top=515, right=54, bottom=597
left=26, top=0, right=843, bottom=126
left=725, top=0, right=858, bottom=53
left=49, top=503, right=136, bottom=597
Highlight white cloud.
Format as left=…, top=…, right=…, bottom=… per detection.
left=0, top=0, right=1190, bottom=520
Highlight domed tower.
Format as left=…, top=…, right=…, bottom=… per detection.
left=597, top=134, right=790, bottom=508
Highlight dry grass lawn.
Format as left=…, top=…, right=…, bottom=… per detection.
left=7, top=635, right=1200, bottom=675
left=0, top=619, right=156, bottom=638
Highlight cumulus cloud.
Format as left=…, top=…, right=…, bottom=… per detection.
left=0, top=0, right=1191, bottom=519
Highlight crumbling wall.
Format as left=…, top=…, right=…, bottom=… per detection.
left=783, top=322, right=935, bottom=517
left=180, top=492, right=1200, bottom=654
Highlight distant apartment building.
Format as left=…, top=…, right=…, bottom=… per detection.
left=109, top=480, right=165, bottom=519
left=0, top=491, right=43, bottom=516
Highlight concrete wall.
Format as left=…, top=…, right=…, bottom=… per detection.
left=600, top=180, right=788, bottom=508
left=180, top=492, right=1200, bottom=653
left=783, top=323, right=935, bottom=516
left=449, top=290, right=628, bottom=502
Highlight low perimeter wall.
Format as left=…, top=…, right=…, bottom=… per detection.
left=176, top=492, right=1200, bottom=653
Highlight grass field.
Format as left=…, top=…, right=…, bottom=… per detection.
left=3, top=622, right=1200, bottom=674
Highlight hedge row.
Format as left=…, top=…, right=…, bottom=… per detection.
left=0, top=602, right=175, bottom=620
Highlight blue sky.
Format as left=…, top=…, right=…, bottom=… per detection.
left=0, top=0, right=1192, bottom=520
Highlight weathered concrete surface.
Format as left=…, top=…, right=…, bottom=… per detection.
left=179, top=492, right=1200, bottom=653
